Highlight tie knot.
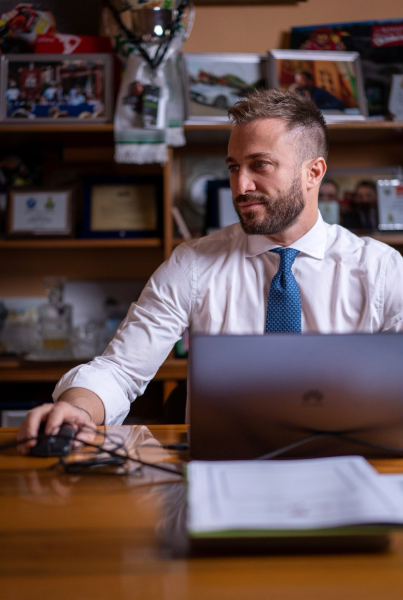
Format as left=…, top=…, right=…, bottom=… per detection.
left=270, top=247, right=300, bottom=270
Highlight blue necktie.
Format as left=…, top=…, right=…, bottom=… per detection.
left=266, top=248, right=301, bottom=333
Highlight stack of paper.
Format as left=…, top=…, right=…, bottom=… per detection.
left=187, top=456, right=403, bottom=538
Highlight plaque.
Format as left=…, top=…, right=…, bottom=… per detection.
left=388, top=75, right=403, bottom=121
left=82, top=176, right=163, bottom=238
left=377, top=179, right=403, bottom=230
left=7, top=188, right=74, bottom=237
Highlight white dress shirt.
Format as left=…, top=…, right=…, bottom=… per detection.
left=53, top=213, right=403, bottom=424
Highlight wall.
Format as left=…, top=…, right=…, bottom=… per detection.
left=184, top=0, right=403, bottom=53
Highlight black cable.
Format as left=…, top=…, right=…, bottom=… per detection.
left=0, top=424, right=184, bottom=478
left=68, top=436, right=184, bottom=477
left=255, top=430, right=403, bottom=460
left=255, top=433, right=328, bottom=460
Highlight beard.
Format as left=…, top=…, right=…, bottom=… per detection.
left=233, top=173, right=305, bottom=236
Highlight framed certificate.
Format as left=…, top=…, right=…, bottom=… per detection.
left=82, top=176, right=163, bottom=238
left=7, top=188, right=74, bottom=237
left=377, top=179, right=403, bottom=230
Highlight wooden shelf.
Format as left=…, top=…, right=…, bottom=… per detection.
left=0, top=120, right=400, bottom=150
left=0, top=120, right=399, bottom=135
left=0, top=123, right=114, bottom=133
left=0, top=358, right=187, bottom=383
left=183, top=120, right=403, bottom=145
left=364, top=233, right=403, bottom=245
left=0, top=238, right=162, bottom=249
left=173, top=233, right=403, bottom=247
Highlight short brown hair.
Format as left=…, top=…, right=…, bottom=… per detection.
left=228, top=88, right=329, bottom=162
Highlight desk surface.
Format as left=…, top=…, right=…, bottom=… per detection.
left=1, top=425, right=403, bottom=600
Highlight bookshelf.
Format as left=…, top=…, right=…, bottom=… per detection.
left=1, top=120, right=403, bottom=403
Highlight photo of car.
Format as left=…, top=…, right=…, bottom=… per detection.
left=183, top=53, right=267, bottom=123
left=190, top=82, right=241, bottom=109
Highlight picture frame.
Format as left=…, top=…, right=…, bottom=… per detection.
left=377, top=178, right=403, bottom=231
left=0, top=53, right=113, bottom=123
left=6, top=187, right=74, bottom=238
left=319, top=166, right=402, bottom=231
left=267, top=50, right=367, bottom=123
left=81, top=175, right=163, bottom=239
left=182, top=53, right=267, bottom=124
left=290, top=19, right=403, bottom=117
left=205, top=179, right=239, bottom=235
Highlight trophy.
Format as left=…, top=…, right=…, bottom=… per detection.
left=105, top=1, right=194, bottom=73
left=104, top=0, right=194, bottom=163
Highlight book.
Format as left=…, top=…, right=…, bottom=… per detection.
left=181, top=456, right=403, bottom=554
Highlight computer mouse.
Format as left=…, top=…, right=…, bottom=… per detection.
left=30, top=422, right=76, bottom=457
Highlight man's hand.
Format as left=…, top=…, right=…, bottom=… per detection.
left=17, top=388, right=105, bottom=455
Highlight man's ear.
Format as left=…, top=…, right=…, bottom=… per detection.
left=306, top=157, right=327, bottom=190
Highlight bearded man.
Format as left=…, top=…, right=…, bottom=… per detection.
left=18, top=89, right=403, bottom=450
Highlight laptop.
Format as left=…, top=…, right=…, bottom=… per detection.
left=189, top=333, right=403, bottom=460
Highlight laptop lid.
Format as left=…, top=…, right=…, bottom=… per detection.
left=189, top=333, right=403, bottom=460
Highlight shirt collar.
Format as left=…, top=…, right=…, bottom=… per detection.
left=245, top=211, right=327, bottom=260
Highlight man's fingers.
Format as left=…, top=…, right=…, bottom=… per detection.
left=17, top=402, right=95, bottom=455
left=17, top=403, right=54, bottom=454
left=44, top=402, right=77, bottom=435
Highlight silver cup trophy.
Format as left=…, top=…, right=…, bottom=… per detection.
left=105, top=0, right=194, bottom=73
left=105, top=0, right=194, bottom=164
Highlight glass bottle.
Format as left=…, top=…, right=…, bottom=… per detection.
left=38, top=277, right=72, bottom=357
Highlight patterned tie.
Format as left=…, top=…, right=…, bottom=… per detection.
left=266, top=248, right=301, bottom=333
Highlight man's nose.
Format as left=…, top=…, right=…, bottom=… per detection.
left=232, top=169, right=257, bottom=196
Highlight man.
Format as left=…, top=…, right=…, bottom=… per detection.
left=67, top=84, right=86, bottom=106
left=5, top=80, right=20, bottom=104
left=342, top=180, right=378, bottom=230
left=289, top=71, right=345, bottom=111
left=318, top=178, right=341, bottom=226
left=18, top=89, right=403, bottom=452
left=318, top=179, right=339, bottom=203
left=42, top=81, right=58, bottom=104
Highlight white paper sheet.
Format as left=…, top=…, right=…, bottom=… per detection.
left=187, top=456, right=403, bottom=533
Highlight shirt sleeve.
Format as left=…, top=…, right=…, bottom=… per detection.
left=52, top=243, right=196, bottom=424
left=381, top=249, right=403, bottom=332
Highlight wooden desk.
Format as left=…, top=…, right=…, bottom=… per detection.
left=1, top=425, right=403, bottom=600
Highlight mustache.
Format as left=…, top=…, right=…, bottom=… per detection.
left=234, top=193, right=270, bottom=205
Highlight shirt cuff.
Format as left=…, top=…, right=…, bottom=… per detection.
left=52, top=364, right=131, bottom=425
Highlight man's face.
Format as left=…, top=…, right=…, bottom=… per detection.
left=319, top=182, right=338, bottom=202
left=355, top=185, right=377, bottom=206
left=295, top=74, right=310, bottom=90
left=315, top=33, right=330, bottom=46
left=226, top=118, right=306, bottom=236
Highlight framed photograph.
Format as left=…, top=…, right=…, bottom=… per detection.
left=182, top=53, right=267, bottom=123
left=290, top=19, right=403, bottom=117
left=7, top=187, right=74, bottom=238
left=267, top=50, right=367, bottom=123
left=319, top=167, right=402, bottom=231
left=377, top=179, right=403, bottom=231
left=0, top=53, right=113, bottom=123
left=205, top=179, right=239, bottom=235
left=81, top=176, right=163, bottom=239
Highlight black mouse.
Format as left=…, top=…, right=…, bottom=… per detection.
left=30, top=422, right=76, bottom=457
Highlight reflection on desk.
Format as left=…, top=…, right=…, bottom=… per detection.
left=1, top=425, right=403, bottom=600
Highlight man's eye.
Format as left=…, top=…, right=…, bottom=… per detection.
left=253, top=161, right=268, bottom=169
left=228, top=164, right=238, bottom=172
